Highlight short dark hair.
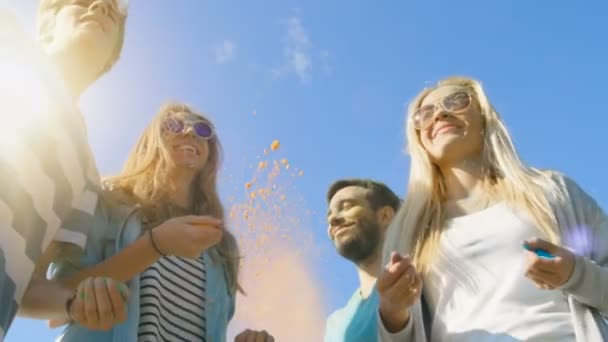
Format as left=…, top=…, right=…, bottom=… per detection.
left=327, top=179, right=401, bottom=211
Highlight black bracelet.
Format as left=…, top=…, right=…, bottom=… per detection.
left=148, top=228, right=166, bottom=257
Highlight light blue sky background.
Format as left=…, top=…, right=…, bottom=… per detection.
left=4, top=0, right=608, bottom=340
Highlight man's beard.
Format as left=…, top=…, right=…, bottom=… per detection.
left=335, top=218, right=382, bottom=264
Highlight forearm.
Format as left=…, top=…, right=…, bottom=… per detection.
left=61, top=232, right=160, bottom=289
left=19, top=276, right=72, bottom=320
left=561, top=254, right=608, bottom=314
left=379, top=309, right=414, bottom=342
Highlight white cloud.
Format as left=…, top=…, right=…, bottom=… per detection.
left=213, top=40, right=237, bottom=64
left=274, top=14, right=314, bottom=83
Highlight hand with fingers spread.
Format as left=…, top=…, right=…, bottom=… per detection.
left=62, top=277, right=129, bottom=331
left=377, top=251, right=423, bottom=333
left=523, top=238, right=576, bottom=290
left=151, top=215, right=224, bottom=258
left=234, top=329, right=275, bottom=342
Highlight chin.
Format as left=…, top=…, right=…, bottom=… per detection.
left=69, top=30, right=113, bottom=61
left=429, top=140, right=466, bottom=159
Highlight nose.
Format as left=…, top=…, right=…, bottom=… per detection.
left=181, top=124, right=198, bottom=138
left=432, top=107, right=452, bottom=123
left=89, top=0, right=111, bottom=16
left=329, top=215, right=345, bottom=229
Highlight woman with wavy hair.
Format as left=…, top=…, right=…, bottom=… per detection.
left=377, top=77, right=608, bottom=341
left=46, top=102, right=273, bottom=342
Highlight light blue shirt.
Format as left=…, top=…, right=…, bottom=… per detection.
left=325, top=286, right=379, bottom=342
left=48, top=195, right=235, bottom=342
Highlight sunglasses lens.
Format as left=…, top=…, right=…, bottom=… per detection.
left=164, top=117, right=184, bottom=134
left=413, top=105, right=436, bottom=129
left=443, top=92, right=471, bottom=112
left=193, top=122, right=213, bottom=138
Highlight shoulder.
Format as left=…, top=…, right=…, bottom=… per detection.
left=327, top=289, right=361, bottom=319
left=537, top=169, right=594, bottom=204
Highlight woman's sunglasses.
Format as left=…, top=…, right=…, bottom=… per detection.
left=412, top=91, right=473, bottom=130
left=162, top=116, right=215, bottom=140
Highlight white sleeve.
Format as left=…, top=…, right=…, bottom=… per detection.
left=378, top=310, right=415, bottom=341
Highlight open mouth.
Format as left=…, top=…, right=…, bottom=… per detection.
left=175, top=144, right=199, bottom=155
left=433, top=124, right=458, bottom=138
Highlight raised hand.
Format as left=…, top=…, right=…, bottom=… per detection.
left=377, top=252, right=423, bottom=333
left=151, top=215, right=224, bottom=258
left=523, top=238, right=575, bottom=290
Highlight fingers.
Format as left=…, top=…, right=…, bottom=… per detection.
left=246, top=331, right=257, bottom=342
left=106, top=279, right=128, bottom=324
left=70, top=281, right=86, bottom=324
left=201, top=226, right=224, bottom=241
left=525, top=272, right=555, bottom=290
left=524, top=238, right=559, bottom=254
left=235, top=329, right=273, bottom=342
left=390, top=251, right=403, bottom=264
left=410, top=274, right=423, bottom=297
left=258, top=331, right=273, bottom=342
left=526, top=253, right=559, bottom=273
left=378, top=254, right=413, bottom=292
left=525, top=267, right=560, bottom=288
left=83, top=278, right=100, bottom=328
left=70, top=278, right=130, bottom=330
left=93, top=278, right=113, bottom=330
left=179, top=215, right=222, bottom=227
left=193, top=224, right=226, bottom=235
left=384, top=268, right=420, bottom=304
left=235, top=329, right=248, bottom=342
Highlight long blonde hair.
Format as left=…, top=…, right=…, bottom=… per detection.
left=384, top=77, right=561, bottom=274
left=104, top=102, right=241, bottom=294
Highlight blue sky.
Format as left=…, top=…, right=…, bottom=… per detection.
left=5, top=0, right=608, bottom=340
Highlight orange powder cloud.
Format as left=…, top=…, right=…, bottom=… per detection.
left=225, top=140, right=327, bottom=341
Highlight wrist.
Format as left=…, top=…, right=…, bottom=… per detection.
left=379, top=305, right=410, bottom=333
left=146, top=228, right=166, bottom=257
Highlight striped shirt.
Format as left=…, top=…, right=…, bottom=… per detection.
left=0, top=11, right=98, bottom=340
left=138, top=255, right=208, bottom=342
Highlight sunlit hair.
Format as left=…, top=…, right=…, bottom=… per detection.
left=383, top=76, right=561, bottom=274
left=104, top=102, right=242, bottom=294
left=36, top=0, right=127, bottom=77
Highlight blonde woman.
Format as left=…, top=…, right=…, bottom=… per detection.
left=47, top=103, right=273, bottom=341
left=377, top=77, right=608, bottom=341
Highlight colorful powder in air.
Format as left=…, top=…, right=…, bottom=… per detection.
left=224, top=139, right=326, bottom=341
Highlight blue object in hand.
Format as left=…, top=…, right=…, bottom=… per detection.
left=523, top=243, right=555, bottom=259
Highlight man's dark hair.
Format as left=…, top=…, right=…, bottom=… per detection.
left=326, top=179, right=401, bottom=211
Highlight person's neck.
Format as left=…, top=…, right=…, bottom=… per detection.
left=439, top=156, right=485, bottom=202
left=50, top=50, right=100, bottom=99
left=356, top=250, right=381, bottom=299
left=167, top=169, right=196, bottom=208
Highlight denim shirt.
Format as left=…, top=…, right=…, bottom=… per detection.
left=48, top=196, right=235, bottom=342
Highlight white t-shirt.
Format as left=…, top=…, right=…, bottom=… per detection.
left=424, top=202, right=575, bottom=342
